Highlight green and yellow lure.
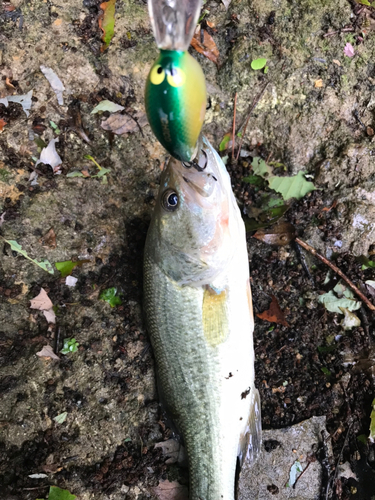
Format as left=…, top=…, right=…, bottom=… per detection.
left=145, top=0, right=206, bottom=162
left=145, top=49, right=206, bottom=162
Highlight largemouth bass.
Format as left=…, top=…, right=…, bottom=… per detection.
left=144, top=138, right=261, bottom=500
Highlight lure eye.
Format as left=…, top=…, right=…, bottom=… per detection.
left=150, top=64, right=165, bottom=85
left=162, top=189, right=179, bottom=212
left=167, top=67, right=186, bottom=88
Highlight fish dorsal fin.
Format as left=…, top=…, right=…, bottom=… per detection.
left=202, top=286, right=229, bottom=347
left=238, top=387, right=262, bottom=468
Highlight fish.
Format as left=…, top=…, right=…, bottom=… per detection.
left=145, top=49, right=206, bottom=163
left=143, top=138, right=262, bottom=500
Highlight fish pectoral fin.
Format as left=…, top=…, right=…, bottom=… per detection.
left=202, top=286, right=229, bottom=347
left=238, top=387, right=262, bottom=468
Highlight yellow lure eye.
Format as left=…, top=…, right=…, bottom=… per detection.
left=167, top=67, right=186, bottom=88
left=150, top=65, right=165, bottom=85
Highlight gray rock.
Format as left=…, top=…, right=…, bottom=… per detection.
left=238, top=416, right=330, bottom=500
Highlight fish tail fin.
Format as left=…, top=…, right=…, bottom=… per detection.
left=238, top=387, right=262, bottom=468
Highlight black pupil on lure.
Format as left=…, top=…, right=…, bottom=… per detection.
left=168, top=193, right=178, bottom=206
left=157, top=66, right=163, bottom=74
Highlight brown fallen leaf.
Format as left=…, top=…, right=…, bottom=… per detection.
left=253, top=222, right=295, bottom=246
left=0, top=119, right=7, bottom=132
left=30, top=288, right=53, bottom=311
left=100, top=111, right=148, bottom=135
left=257, top=295, right=289, bottom=327
left=36, top=345, right=60, bottom=361
left=314, top=79, right=323, bottom=88
left=191, top=29, right=219, bottom=66
left=39, top=228, right=57, bottom=249
left=153, top=480, right=189, bottom=500
left=30, top=288, right=56, bottom=324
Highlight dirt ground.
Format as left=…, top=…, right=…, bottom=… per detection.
left=1, top=0, right=375, bottom=499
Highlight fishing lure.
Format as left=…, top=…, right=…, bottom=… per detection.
left=145, top=0, right=206, bottom=162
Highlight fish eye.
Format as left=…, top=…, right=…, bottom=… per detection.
left=162, top=189, right=179, bottom=212
left=150, top=64, right=165, bottom=85
left=167, top=67, right=186, bottom=88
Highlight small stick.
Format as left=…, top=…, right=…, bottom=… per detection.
left=236, top=82, right=270, bottom=161
left=232, top=92, right=237, bottom=159
left=323, top=27, right=354, bottom=37
left=295, top=237, right=375, bottom=312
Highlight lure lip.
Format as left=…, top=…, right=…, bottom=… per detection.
left=148, top=0, right=202, bottom=51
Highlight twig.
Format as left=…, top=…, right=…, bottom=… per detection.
left=325, top=426, right=351, bottom=500
left=295, top=237, right=375, bottom=312
left=323, top=27, right=354, bottom=37
left=232, top=92, right=237, bottom=159
left=236, top=82, right=270, bottom=161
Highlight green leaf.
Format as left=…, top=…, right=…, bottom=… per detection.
left=321, top=367, right=331, bottom=376
left=4, top=239, right=54, bottom=274
left=369, top=398, right=375, bottom=443
left=50, top=121, right=61, bottom=135
left=242, top=174, right=264, bottom=186
left=251, top=157, right=316, bottom=200
left=286, top=459, right=303, bottom=487
left=251, top=58, right=267, bottom=70
left=252, top=157, right=273, bottom=177
left=99, top=287, right=122, bottom=307
left=100, top=0, right=116, bottom=52
left=92, top=167, right=111, bottom=178
left=47, top=486, right=76, bottom=500
left=66, top=171, right=85, bottom=178
left=53, top=412, right=68, bottom=424
left=264, top=65, right=269, bottom=74
left=55, top=260, right=78, bottom=277
left=357, top=255, right=375, bottom=270
left=268, top=171, right=316, bottom=200
left=357, top=434, right=367, bottom=444
left=219, top=134, right=231, bottom=152
left=91, top=100, right=124, bottom=114
left=318, top=290, right=361, bottom=314
left=355, top=0, right=371, bottom=5
left=60, top=338, right=79, bottom=355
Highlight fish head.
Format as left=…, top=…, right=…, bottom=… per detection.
left=147, top=138, right=243, bottom=285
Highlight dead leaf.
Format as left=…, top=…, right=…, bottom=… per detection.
left=332, top=59, right=341, bottom=66
left=257, top=295, right=289, bottom=327
left=30, top=288, right=53, bottom=311
left=5, top=77, right=15, bottom=89
left=314, top=79, right=323, bottom=88
left=40, top=66, right=65, bottom=105
left=0, top=119, right=6, bottom=132
left=43, top=308, right=56, bottom=324
left=41, top=463, right=63, bottom=473
left=253, top=222, right=295, bottom=246
left=36, top=345, right=60, bottom=361
left=153, top=480, right=188, bottom=500
left=367, top=126, right=374, bottom=136
left=154, top=439, right=186, bottom=465
left=36, top=138, right=62, bottom=173
left=322, top=199, right=337, bottom=212
left=39, top=228, right=57, bottom=249
left=100, top=111, right=148, bottom=135
left=191, top=29, right=219, bottom=66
